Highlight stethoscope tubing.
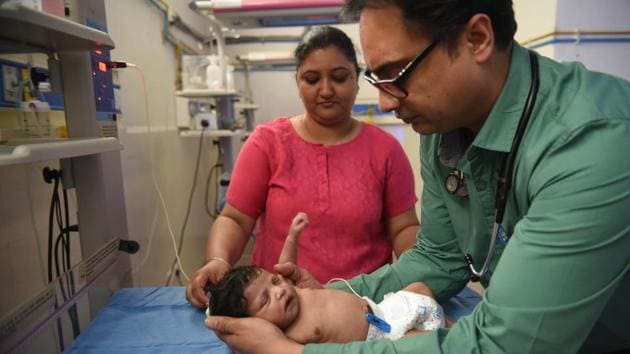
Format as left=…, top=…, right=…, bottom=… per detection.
left=466, top=49, right=540, bottom=281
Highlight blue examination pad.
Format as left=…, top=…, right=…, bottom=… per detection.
left=65, top=286, right=481, bottom=353
left=442, top=286, right=483, bottom=321
left=64, top=287, right=230, bottom=354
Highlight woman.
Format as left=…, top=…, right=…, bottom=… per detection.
left=187, top=26, right=419, bottom=308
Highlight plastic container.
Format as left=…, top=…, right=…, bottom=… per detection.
left=205, top=55, right=223, bottom=90
left=226, top=64, right=235, bottom=92
left=20, top=100, right=52, bottom=137
left=182, top=55, right=209, bottom=90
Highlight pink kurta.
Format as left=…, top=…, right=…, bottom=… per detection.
left=227, top=117, right=417, bottom=283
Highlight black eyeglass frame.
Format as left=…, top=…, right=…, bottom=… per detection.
left=363, top=40, right=438, bottom=99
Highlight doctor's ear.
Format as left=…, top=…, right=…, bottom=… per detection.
left=464, top=13, right=495, bottom=63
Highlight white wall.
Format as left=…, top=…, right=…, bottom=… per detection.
left=553, top=0, right=630, bottom=81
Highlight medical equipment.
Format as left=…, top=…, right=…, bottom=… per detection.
left=444, top=169, right=468, bottom=197
left=189, top=0, right=344, bottom=28
left=463, top=50, right=539, bottom=282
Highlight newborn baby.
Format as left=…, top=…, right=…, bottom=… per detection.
left=206, top=212, right=446, bottom=343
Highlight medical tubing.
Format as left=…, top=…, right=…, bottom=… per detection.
left=120, top=62, right=191, bottom=281
left=166, top=124, right=207, bottom=286
left=327, top=278, right=362, bottom=299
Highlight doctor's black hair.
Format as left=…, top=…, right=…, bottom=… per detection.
left=207, top=265, right=262, bottom=318
left=294, top=25, right=361, bottom=75
left=342, top=0, right=517, bottom=53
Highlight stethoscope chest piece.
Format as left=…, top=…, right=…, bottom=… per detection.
left=445, top=170, right=468, bottom=197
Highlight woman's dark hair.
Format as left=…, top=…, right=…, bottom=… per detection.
left=294, top=25, right=360, bottom=75
left=342, top=0, right=517, bottom=52
left=207, top=265, right=262, bottom=317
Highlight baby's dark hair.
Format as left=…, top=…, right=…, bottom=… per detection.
left=207, top=265, right=262, bottom=317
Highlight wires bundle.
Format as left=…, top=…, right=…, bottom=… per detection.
left=43, top=167, right=80, bottom=349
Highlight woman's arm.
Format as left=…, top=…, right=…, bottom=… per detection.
left=206, top=203, right=256, bottom=264
left=385, top=207, right=420, bottom=257
left=186, top=203, right=255, bottom=308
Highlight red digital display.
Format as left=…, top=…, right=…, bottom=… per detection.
left=98, top=61, right=107, bottom=72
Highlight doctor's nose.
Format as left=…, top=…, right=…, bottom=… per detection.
left=378, top=91, right=400, bottom=113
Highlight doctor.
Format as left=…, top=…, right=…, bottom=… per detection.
left=206, top=1, right=630, bottom=353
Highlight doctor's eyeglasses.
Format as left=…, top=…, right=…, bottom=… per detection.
left=363, top=40, right=438, bottom=99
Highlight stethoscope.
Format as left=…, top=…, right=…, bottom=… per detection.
left=449, top=50, right=539, bottom=282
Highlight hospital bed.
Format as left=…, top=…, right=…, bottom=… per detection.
left=63, top=286, right=482, bottom=353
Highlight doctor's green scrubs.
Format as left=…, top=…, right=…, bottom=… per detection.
left=305, top=44, right=630, bottom=353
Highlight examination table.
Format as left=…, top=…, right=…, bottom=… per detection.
left=64, top=286, right=482, bottom=353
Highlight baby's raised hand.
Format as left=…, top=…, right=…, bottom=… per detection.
left=289, top=212, right=309, bottom=238
left=278, top=212, right=309, bottom=264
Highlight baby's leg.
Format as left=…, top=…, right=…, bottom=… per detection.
left=278, top=212, right=309, bottom=264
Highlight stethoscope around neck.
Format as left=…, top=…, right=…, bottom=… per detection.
left=453, top=50, right=540, bottom=282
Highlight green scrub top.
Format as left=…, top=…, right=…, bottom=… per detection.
left=305, top=44, right=630, bottom=353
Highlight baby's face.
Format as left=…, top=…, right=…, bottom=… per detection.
left=244, top=270, right=299, bottom=329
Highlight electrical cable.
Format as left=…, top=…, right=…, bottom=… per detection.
left=134, top=202, right=160, bottom=286
left=45, top=167, right=81, bottom=345
left=62, top=187, right=80, bottom=338
left=114, top=61, right=191, bottom=281
left=203, top=139, right=224, bottom=218
left=204, top=162, right=222, bottom=219
left=165, top=123, right=208, bottom=286
left=44, top=168, right=65, bottom=351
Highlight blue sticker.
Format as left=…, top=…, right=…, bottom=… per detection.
left=365, top=313, right=391, bottom=333
left=497, top=224, right=510, bottom=244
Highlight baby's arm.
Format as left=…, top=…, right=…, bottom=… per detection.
left=278, top=212, right=309, bottom=264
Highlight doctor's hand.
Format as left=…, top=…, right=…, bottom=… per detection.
left=186, top=259, right=231, bottom=309
left=206, top=316, right=303, bottom=354
left=274, top=262, right=323, bottom=289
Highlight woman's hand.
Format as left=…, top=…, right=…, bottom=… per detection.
left=186, top=259, right=231, bottom=308
left=206, top=316, right=303, bottom=354
left=274, top=262, right=324, bottom=289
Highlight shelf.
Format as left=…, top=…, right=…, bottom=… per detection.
left=0, top=4, right=114, bottom=54
left=179, top=130, right=250, bottom=138
left=235, top=103, right=259, bottom=110
left=175, top=89, right=239, bottom=98
left=0, top=137, right=123, bottom=166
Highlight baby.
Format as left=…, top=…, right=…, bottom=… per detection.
left=206, top=213, right=446, bottom=343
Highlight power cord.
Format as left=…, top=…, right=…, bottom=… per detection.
left=43, top=166, right=81, bottom=350
left=165, top=120, right=208, bottom=286
left=204, top=139, right=223, bottom=218
left=108, top=60, right=191, bottom=282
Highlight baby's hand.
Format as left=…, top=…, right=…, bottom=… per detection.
left=289, top=212, right=309, bottom=238
left=278, top=212, right=309, bottom=265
